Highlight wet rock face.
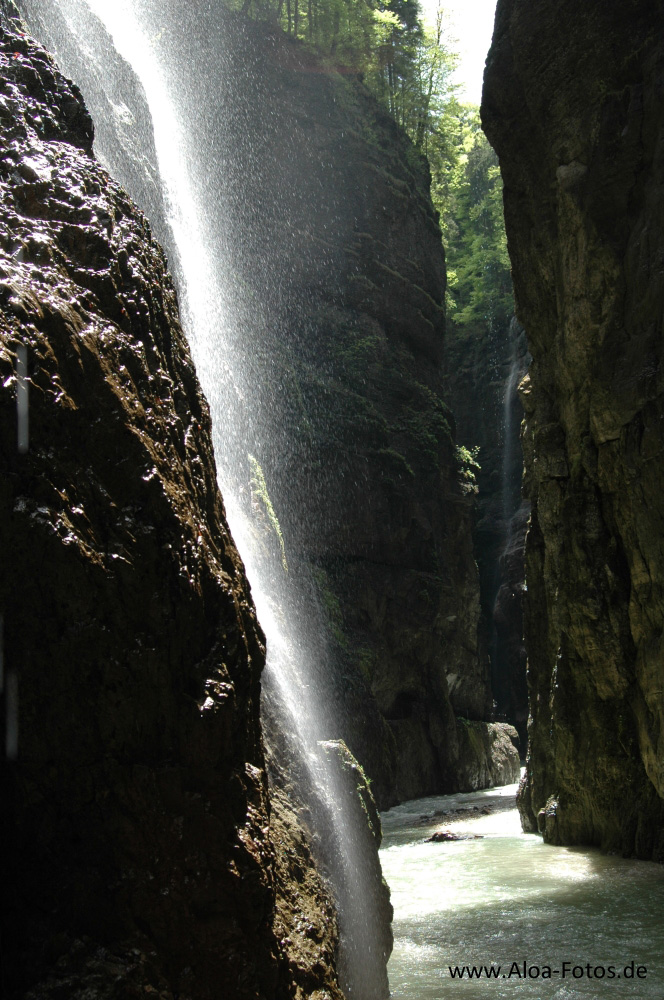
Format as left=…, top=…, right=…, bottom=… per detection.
left=455, top=721, right=520, bottom=790
left=490, top=498, right=529, bottom=742
left=0, top=19, right=344, bottom=999
left=483, top=0, right=664, bottom=859
left=20, top=1, right=494, bottom=808
left=258, top=57, right=491, bottom=805
left=156, top=7, right=490, bottom=809
left=319, top=740, right=394, bottom=999
left=171, top=10, right=490, bottom=808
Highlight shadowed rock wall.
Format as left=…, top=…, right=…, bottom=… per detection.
left=444, top=315, right=529, bottom=746
left=0, top=14, right=345, bottom=997
left=142, top=6, right=493, bottom=808
left=483, top=0, right=664, bottom=859
left=18, top=0, right=509, bottom=808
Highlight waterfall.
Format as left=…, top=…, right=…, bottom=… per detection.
left=17, top=0, right=389, bottom=995
left=500, top=318, right=526, bottom=541
left=488, top=316, right=529, bottom=739
left=501, top=354, right=520, bottom=526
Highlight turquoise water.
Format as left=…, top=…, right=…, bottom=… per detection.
left=380, top=783, right=664, bottom=999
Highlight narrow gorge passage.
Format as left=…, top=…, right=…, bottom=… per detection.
left=16, top=1, right=395, bottom=995
left=3, top=0, right=664, bottom=997
left=381, top=783, right=664, bottom=999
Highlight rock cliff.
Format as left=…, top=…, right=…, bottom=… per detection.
left=444, top=315, right=529, bottom=746
left=0, top=13, right=346, bottom=997
left=483, top=0, right=664, bottom=859
left=18, top=0, right=518, bottom=808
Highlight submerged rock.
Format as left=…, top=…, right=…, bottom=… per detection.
left=483, top=0, right=664, bottom=860
left=427, top=829, right=484, bottom=842
left=0, top=15, right=344, bottom=998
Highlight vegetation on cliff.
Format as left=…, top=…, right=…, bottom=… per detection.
left=226, top=0, right=512, bottom=335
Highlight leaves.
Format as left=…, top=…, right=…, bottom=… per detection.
left=429, top=106, right=513, bottom=331
left=228, top=0, right=513, bottom=333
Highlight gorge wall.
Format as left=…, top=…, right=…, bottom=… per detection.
left=483, top=0, right=664, bottom=859
left=1, top=1, right=521, bottom=996
left=0, top=14, right=349, bottom=997
left=444, top=314, right=529, bottom=746
left=20, top=0, right=519, bottom=809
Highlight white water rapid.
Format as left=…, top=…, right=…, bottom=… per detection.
left=381, top=781, right=664, bottom=999
left=17, top=0, right=389, bottom=995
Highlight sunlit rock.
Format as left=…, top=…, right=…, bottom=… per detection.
left=0, top=12, right=343, bottom=997
left=483, top=0, right=664, bottom=860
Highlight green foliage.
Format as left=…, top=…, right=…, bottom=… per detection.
left=431, top=107, right=513, bottom=331
left=229, top=0, right=422, bottom=92
left=226, top=0, right=454, bottom=140
left=455, top=443, right=481, bottom=494
left=229, top=0, right=513, bottom=347
left=357, top=645, right=375, bottom=681
left=397, top=5, right=459, bottom=148
left=248, top=453, right=289, bottom=571
left=374, top=447, right=415, bottom=479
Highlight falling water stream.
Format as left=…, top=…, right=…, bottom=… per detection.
left=381, top=781, right=664, bottom=999
left=500, top=351, right=522, bottom=527
left=18, top=0, right=388, bottom=995
left=12, top=4, right=664, bottom=998
left=499, top=318, right=529, bottom=550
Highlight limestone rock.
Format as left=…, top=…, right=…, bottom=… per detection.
left=491, top=497, right=529, bottom=740
left=319, top=740, right=393, bottom=1000
left=427, top=829, right=483, bottom=842
left=268, top=783, right=346, bottom=1000
left=455, top=720, right=521, bottom=789
left=483, top=0, right=664, bottom=860
left=0, top=18, right=343, bottom=997
left=20, top=0, right=494, bottom=807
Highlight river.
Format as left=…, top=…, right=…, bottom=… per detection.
left=380, top=780, right=664, bottom=998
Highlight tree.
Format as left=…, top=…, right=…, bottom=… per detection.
left=227, top=0, right=513, bottom=330
left=434, top=108, right=512, bottom=330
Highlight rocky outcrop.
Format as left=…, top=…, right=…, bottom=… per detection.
left=0, top=16, right=346, bottom=998
left=483, top=0, right=664, bottom=859
left=490, top=495, right=529, bottom=743
left=19, top=0, right=500, bottom=807
left=159, top=7, right=492, bottom=808
left=319, top=741, right=393, bottom=999
left=455, top=720, right=521, bottom=789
